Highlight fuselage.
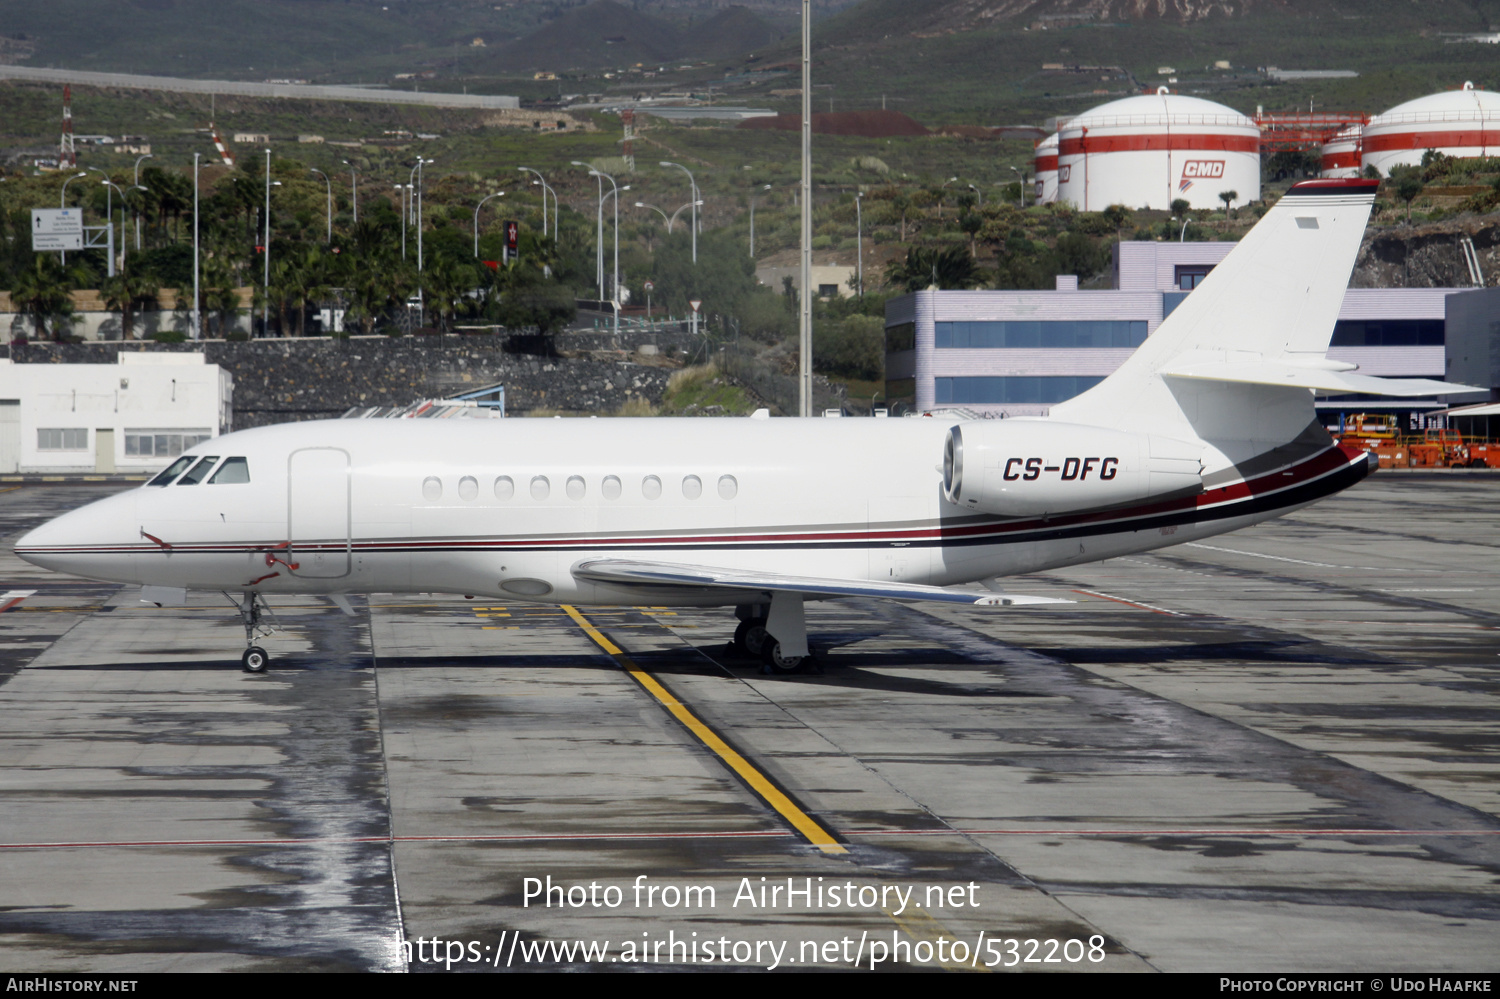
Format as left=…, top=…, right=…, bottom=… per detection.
left=13, top=417, right=1373, bottom=606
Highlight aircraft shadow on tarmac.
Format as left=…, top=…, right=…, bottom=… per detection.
left=1029, top=639, right=1389, bottom=667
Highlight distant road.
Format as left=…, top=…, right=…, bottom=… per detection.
left=0, top=65, right=519, bottom=110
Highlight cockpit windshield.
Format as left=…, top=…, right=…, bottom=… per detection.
left=146, top=455, right=196, bottom=486
left=175, top=456, right=220, bottom=485
left=208, top=457, right=250, bottom=484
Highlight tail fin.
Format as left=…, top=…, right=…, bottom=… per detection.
left=1050, top=179, right=1379, bottom=446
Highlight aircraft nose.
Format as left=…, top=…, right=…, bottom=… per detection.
left=14, top=489, right=140, bottom=575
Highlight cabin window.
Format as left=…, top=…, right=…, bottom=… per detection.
left=422, top=477, right=442, bottom=501
left=494, top=475, right=514, bottom=500
left=175, top=456, right=220, bottom=485
left=641, top=475, right=662, bottom=500
left=208, top=457, right=250, bottom=484
left=718, top=475, right=738, bottom=500
left=681, top=475, right=702, bottom=500
left=37, top=428, right=87, bottom=451
left=147, top=455, right=196, bottom=486
left=458, top=476, right=479, bottom=501
left=602, top=475, right=622, bottom=500
left=566, top=475, right=586, bottom=500
left=530, top=475, right=550, bottom=500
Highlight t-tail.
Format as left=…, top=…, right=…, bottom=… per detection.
left=1050, top=178, right=1476, bottom=474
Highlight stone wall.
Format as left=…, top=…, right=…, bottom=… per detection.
left=0, top=328, right=703, bottom=428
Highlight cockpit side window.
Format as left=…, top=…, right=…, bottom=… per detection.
left=175, top=456, right=220, bottom=485
left=208, top=457, right=250, bottom=484
left=147, top=455, right=196, bottom=486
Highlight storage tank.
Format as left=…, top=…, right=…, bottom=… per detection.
left=1033, top=132, right=1059, bottom=204
left=1056, top=87, right=1260, bottom=211
left=1320, top=124, right=1363, bottom=178
left=1362, top=82, right=1500, bottom=177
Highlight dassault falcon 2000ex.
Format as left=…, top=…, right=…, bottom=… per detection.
left=14, top=179, right=1475, bottom=673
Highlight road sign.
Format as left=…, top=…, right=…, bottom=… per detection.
left=643, top=280, right=654, bottom=292
left=31, top=208, right=82, bottom=251
left=689, top=298, right=702, bottom=313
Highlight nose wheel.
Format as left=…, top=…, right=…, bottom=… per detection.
left=230, top=591, right=280, bottom=673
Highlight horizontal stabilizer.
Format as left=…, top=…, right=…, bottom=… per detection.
left=1162, top=362, right=1482, bottom=398
left=572, top=558, right=1072, bottom=607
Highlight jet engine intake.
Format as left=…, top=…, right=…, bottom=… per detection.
left=942, top=420, right=1202, bottom=517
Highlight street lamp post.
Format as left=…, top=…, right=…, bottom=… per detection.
left=967, top=183, right=983, bottom=206
left=636, top=200, right=700, bottom=235
left=473, top=191, right=505, bottom=258
left=193, top=153, right=200, bottom=340
left=309, top=168, right=332, bottom=242
left=132, top=153, right=152, bottom=250
left=590, top=169, right=622, bottom=337
left=749, top=183, right=771, bottom=258
left=798, top=0, right=811, bottom=417
left=855, top=191, right=863, bottom=297
left=58, top=171, right=86, bottom=265
left=262, top=149, right=272, bottom=337
left=97, top=176, right=127, bottom=278
left=394, top=184, right=410, bottom=259
left=660, top=161, right=698, bottom=263
left=342, top=160, right=358, bottom=223
left=1009, top=166, right=1026, bottom=208
left=517, top=167, right=555, bottom=240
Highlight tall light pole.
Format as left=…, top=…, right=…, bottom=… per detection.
left=517, top=167, right=555, bottom=240
left=799, top=0, right=812, bottom=417
left=749, top=183, right=771, bottom=257
left=967, top=182, right=983, bottom=206
left=855, top=190, right=863, bottom=298
left=132, top=153, right=152, bottom=250
left=342, top=160, right=358, bottom=223
left=309, top=168, right=332, bottom=242
left=96, top=174, right=126, bottom=278
left=473, top=190, right=505, bottom=257
left=571, top=161, right=605, bottom=299
left=395, top=184, right=410, bottom=259
left=661, top=161, right=698, bottom=263
left=415, top=158, right=432, bottom=274
left=1009, top=166, right=1026, bottom=208
left=590, top=169, right=623, bottom=336
left=58, top=171, right=86, bottom=265
left=262, top=149, right=271, bottom=337
left=192, top=153, right=200, bottom=341
left=636, top=200, right=700, bottom=234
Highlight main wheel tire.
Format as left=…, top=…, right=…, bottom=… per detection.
left=760, top=638, right=804, bottom=674
left=242, top=646, right=269, bottom=673
left=733, top=618, right=769, bottom=657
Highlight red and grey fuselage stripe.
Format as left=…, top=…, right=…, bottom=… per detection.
left=15, top=446, right=1373, bottom=562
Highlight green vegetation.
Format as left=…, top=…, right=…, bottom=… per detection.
left=660, top=363, right=758, bottom=416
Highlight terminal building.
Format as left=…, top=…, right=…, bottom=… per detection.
left=884, top=241, right=1487, bottom=427
left=0, top=352, right=232, bottom=474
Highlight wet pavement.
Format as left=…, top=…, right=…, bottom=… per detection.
left=0, top=477, right=1496, bottom=972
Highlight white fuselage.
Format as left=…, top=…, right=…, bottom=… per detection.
left=13, top=417, right=1370, bottom=606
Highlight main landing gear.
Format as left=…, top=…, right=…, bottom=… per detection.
left=231, top=591, right=279, bottom=674
left=730, top=595, right=812, bottom=675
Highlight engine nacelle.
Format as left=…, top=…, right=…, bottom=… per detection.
left=942, top=420, right=1202, bottom=518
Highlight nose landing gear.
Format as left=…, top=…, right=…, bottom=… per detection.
left=229, top=591, right=280, bottom=673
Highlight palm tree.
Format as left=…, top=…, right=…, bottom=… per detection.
left=420, top=255, right=475, bottom=333
left=9, top=254, right=82, bottom=340
left=100, top=260, right=159, bottom=341
left=201, top=256, right=242, bottom=338
left=885, top=245, right=985, bottom=292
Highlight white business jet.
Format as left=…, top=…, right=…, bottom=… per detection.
left=13, top=179, right=1472, bottom=674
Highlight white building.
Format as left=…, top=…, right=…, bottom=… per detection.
left=1362, top=82, right=1500, bottom=176
left=0, top=352, right=233, bottom=474
left=885, top=242, right=1460, bottom=423
left=1056, top=88, right=1260, bottom=211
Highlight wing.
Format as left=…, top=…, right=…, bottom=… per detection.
left=571, top=558, right=1071, bottom=607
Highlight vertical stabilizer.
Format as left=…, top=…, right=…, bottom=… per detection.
left=1051, top=179, right=1379, bottom=445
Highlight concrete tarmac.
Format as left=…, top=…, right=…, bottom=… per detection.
left=0, top=477, right=1496, bottom=972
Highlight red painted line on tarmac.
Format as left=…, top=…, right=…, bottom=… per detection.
left=4, top=827, right=1496, bottom=851
left=0, top=830, right=796, bottom=850
left=849, top=828, right=1500, bottom=837
left=1071, top=589, right=1185, bottom=616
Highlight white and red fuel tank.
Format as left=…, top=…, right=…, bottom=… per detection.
left=1362, top=82, right=1500, bottom=177
left=1033, top=132, right=1060, bottom=204
left=1320, top=124, right=1363, bottom=179
left=1057, top=87, right=1260, bottom=212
